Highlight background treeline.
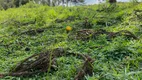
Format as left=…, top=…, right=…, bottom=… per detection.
left=0, top=0, right=85, bottom=10
left=0, top=0, right=29, bottom=10
left=33, top=0, right=85, bottom=6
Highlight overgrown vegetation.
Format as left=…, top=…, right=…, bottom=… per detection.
left=0, top=2, right=142, bottom=80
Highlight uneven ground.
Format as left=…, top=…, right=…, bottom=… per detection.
left=0, top=2, right=142, bottom=80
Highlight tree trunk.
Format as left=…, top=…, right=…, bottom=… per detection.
left=109, top=0, right=117, bottom=3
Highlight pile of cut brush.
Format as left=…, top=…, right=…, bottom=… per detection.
left=0, top=48, right=95, bottom=80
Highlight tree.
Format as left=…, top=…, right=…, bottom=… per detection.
left=0, top=0, right=15, bottom=10
left=108, top=0, right=116, bottom=3
left=14, top=0, right=29, bottom=7
left=32, top=0, right=85, bottom=6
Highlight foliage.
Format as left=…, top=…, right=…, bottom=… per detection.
left=0, top=2, right=142, bottom=80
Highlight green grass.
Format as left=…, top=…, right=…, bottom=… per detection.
left=0, top=2, right=142, bottom=80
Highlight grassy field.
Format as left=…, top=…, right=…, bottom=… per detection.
left=0, top=2, right=142, bottom=80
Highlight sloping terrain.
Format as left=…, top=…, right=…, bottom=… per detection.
left=0, top=2, right=142, bottom=80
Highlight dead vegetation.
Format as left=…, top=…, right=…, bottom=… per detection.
left=75, top=29, right=138, bottom=40
left=75, top=56, right=94, bottom=80
left=0, top=48, right=94, bottom=80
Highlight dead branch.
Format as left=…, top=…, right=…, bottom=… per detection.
left=75, top=29, right=138, bottom=40
left=75, top=56, right=95, bottom=80
left=0, top=48, right=95, bottom=79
